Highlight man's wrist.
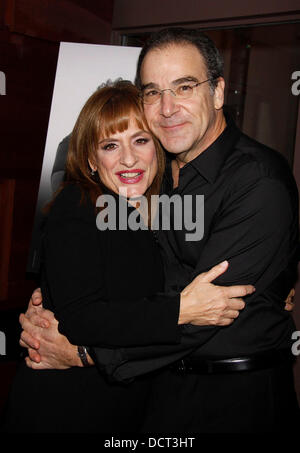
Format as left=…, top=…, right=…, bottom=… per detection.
left=178, top=293, right=192, bottom=325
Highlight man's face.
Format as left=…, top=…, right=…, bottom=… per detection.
left=140, top=43, right=225, bottom=161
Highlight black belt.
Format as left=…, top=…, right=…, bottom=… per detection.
left=170, top=349, right=294, bottom=375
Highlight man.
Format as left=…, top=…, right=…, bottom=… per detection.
left=20, top=28, right=299, bottom=432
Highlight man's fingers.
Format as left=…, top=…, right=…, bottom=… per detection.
left=19, top=313, right=25, bottom=327
left=19, top=313, right=44, bottom=337
left=19, top=338, right=27, bottom=348
left=28, top=348, right=42, bottom=363
left=285, top=302, right=294, bottom=312
left=20, top=330, right=40, bottom=350
left=225, top=284, right=255, bottom=299
left=25, top=357, right=44, bottom=369
left=223, top=309, right=240, bottom=319
left=285, top=288, right=295, bottom=301
left=218, top=318, right=235, bottom=326
left=196, top=261, right=229, bottom=283
left=226, top=297, right=246, bottom=311
left=31, top=287, right=42, bottom=306
left=284, top=288, right=295, bottom=311
left=38, top=309, right=56, bottom=324
left=20, top=312, right=49, bottom=329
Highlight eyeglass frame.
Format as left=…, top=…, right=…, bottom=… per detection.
left=139, top=78, right=216, bottom=104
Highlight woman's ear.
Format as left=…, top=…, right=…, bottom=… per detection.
left=88, top=158, right=97, bottom=172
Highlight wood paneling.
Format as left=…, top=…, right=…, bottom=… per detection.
left=113, top=0, right=300, bottom=30
left=0, top=0, right=115, bottom=416
left=0, top=180, right=15, bottom=301
left=0, top=0, right=115, bottom=310
left=4, top=0, right=113, bottom=43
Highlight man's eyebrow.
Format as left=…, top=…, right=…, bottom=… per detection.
left=172, top=76, right=199, bottom=86
left=141, top=76, right=199, bottom=90
left=141, top=82, right=158, bottom=90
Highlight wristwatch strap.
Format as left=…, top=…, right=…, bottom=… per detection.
left=77, top=345, right=89, bottom=367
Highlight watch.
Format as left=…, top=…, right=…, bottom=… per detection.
left=77, top=345, right=90, bottom=367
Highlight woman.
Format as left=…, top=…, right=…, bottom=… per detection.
left=3, top=80, right=169, bottom=433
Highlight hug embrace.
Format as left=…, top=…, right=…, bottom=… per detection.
left=2, top=27, right=299, bottom=433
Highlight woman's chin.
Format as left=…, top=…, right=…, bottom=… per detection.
left=118, top=185, right=147, bottom=199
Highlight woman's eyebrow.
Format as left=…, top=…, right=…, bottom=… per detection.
left=131, top=130, right=151, bottom=138
left=98, top=137, right=120, bottom=144
left=98, top=130, right=150, bottom=144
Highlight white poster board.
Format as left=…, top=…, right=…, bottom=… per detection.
left=28, top=42, right=141, bottom=272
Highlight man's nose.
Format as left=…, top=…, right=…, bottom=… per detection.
left=120, top=146, right=138, bottom=167
left=160, top=90, right=179, bottom=118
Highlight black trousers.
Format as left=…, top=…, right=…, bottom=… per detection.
left=142, top=364, right=300, bottom=433
left=2, top=360, right=153, bottom=433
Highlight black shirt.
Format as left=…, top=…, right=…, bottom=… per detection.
left=92, top=114, right=299, bottom=381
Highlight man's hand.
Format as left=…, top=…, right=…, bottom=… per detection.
left=284, top=288, right=295, bottom=311
left=19, top=287, right=93, bottom=369
left=19, top=288, right=46, bottom=356
left=19, top=310, right=81, bottom=369
left=179, top=261, right=255, bottom=326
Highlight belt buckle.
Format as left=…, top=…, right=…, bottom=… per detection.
left=177, top=359, right=187, bottom=374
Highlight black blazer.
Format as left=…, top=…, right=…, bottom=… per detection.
left=41, top=184, right=180, bottom=349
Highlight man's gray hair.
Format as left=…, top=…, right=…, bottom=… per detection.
left=135, top=28, right=224, bottom=93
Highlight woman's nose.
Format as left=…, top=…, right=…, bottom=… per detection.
left=119, top=146, right=138, bottom=167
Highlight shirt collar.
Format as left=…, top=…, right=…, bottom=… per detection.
left=164, top=111, right=241, bottom=186
left=187, top=112, right=241, bottom=183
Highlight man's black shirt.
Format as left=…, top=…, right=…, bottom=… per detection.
left=157, top=115, right=299, bottom=356
left=91, top=114, right=299, bottom=381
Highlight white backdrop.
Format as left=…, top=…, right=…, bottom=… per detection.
left=28, top=42, right=141, bottom=272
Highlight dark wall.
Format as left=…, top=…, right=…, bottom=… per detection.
left=0, top=0, right=114, bottom=416
left=113, top=0, right=300, bottom=29
left=0, top=0, right=114, bottom=308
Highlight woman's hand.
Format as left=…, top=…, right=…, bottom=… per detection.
left=178, top=261, right=255, bottom=326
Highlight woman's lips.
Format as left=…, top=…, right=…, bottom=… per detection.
left=115, top=169, right=145, bottom=184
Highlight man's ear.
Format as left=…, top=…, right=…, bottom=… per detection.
left=213, top=77, right=225, bottom=110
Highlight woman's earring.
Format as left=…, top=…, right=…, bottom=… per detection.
left=91, top=169, right=96, bottom=176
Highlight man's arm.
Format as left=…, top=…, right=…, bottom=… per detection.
left=21, top=172, right=296, bottom=376
left=87, top=173, right=298, bottom=381
left=20, top=261, right=251, bottom=368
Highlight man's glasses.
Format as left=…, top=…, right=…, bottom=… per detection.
left=140, top=79, right=214, bottom=105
